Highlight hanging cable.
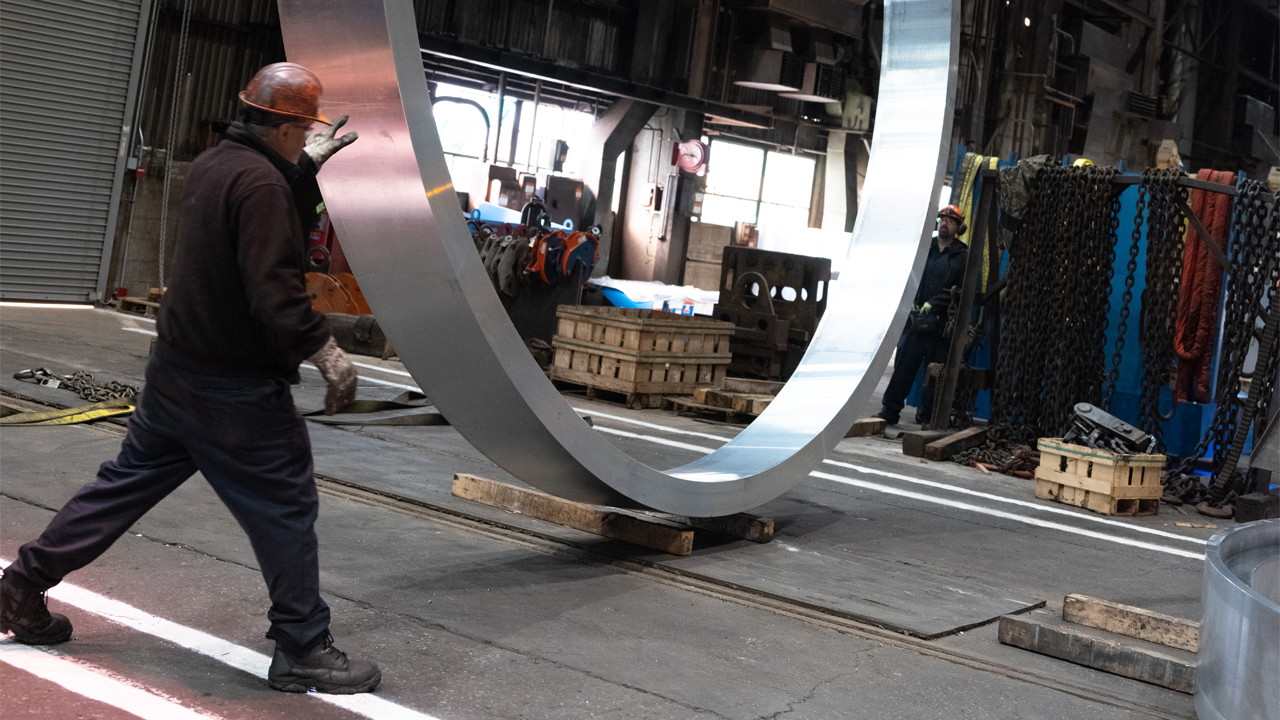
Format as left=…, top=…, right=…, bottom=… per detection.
left=157, top=0, right=194, bottom=289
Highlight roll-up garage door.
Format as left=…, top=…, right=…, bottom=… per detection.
left=0, top=0, right=150, bottom=301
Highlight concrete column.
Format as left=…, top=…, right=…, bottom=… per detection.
left=579, top=99, right=658, bottom=276
left=653, top=110, right=705, bottom=286
left=821, top=131, right=859, bottom=232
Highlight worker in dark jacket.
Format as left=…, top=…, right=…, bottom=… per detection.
left=875, top=204, right=969, bottom=427
left=0, top=63, right=379, bottom=695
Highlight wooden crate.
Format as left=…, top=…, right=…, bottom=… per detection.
left=550, top=307, right=734, bottom=401
left=1034, top=438, right=1165, bottom=516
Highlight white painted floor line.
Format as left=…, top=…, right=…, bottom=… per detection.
left=0, top=641, right=222, bottom=720
left=300, top=363, right=423, bottom=393
left=811, top=473, right=1204, bottom=560
left=112, top=325, right=423, bottom=392
left=573, top=407, right=736, bottom=442
left=588, top=423, right=1203, bottom=560
left=1, top=302, right=93, bottom=310
left=0, top=559, right=442, bottom=720
left=593, top=425, right=720, bottom=454
left=580, top=410, right=1207, bottom=546
left=350, top=361, right=413, bottom=378
left=822, top=459, right=1207, bottom=545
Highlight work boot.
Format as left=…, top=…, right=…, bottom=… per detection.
left=268, top=631, right=381, bottom=694
left=0, top=573, right=73, bottom=645
left=873, top=411, right=899, bottom=426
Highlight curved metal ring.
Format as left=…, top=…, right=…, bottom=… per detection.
left=277, top=0, right=959, bottom=517
left=1196, top=520, right=1279, bottom=720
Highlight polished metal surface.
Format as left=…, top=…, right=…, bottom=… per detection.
left=1196, top=520, right=1279, bottom=720
left=277, top=0, right=958, bottom=516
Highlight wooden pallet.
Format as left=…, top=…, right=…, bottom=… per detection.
left=117, top=296, right=159, bottom=318
left=1034, top=438, right=1165, bottom=516
left=663, top=396, right=752, bottom=424
left=551, top=379, right=666, bottom=410
left=550, top=306, right=735, bottom=400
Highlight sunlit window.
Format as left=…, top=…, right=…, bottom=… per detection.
left=701, top=140, right=815, bottom=228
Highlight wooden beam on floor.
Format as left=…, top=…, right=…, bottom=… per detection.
left=452, top=473, right=695, bottom=555
left=1062, top=594, right=1199, bottom=653
left=901, top=429, right=951, bottom=458
left=924, top=426, right=988, bottom=461
left=845, top=417, right=886, bottom=437
left=998, top=613, right=1196, bottom=694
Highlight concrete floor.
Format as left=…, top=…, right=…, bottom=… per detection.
left=0, top=305, right=1211, bottom=719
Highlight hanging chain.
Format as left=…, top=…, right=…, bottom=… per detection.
left=1135, top=169, right=1188, bottom=451
left=991, top=164, right=1120, bottom=443
left=157, top=0, right=195, bottom=289
left=1105, top=176, right=1148, bottom=408
left=1165, top=179, right=1280, bottom=503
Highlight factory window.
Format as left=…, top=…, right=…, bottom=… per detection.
left=701, top=140, right=815, bottom=229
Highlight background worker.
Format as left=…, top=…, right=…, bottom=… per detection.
left=0, top=63, right=378, bottom=695
left=875, top=204, right=969, bottom=427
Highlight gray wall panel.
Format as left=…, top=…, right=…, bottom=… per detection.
left=1, top=0, right=148, bottom=301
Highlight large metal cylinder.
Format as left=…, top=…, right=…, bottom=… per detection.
left=1196, top=519, right=1279, bottom=720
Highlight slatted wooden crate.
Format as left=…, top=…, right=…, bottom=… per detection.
left=550, top=306, right=735, bottom=408
left=1034, top=438, right=1165, bottom=516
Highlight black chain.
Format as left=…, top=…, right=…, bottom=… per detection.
left=1105, top=178, right=1147, bottom=407
left=1136, top=169, right=1188, bottom=450
left=13, top=368, right=140, bottom=403
left=1165, top=179, right=1280, bottom=503
left=991, top=164, right=1119, bottom=441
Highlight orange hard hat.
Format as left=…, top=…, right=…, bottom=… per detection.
left=238, top=62, right=331, bottom=125
left=938, top=204, right=965, bottom=222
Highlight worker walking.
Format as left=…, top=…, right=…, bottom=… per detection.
left=875, top=204, right=969, bottom=427
left=0, top=63, right=379, bottom=695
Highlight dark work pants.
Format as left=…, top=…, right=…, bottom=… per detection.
left=881, top=329, right=950, bottom=422
left=4, top=354, right=329, bottom=652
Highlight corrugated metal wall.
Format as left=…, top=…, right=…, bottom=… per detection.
left=137, top=0, right=282, bottom=160
left=0, top=0, right=150, bottom=301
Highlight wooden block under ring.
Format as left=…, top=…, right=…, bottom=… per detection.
left=924, top=426, right=988, bottom=461
left=902, top=430, right=951, bottom=458
left=845, top=418, right=887, bottom=437
left=1062, top=594, right=1199, bottom=653
left=452, top=473, right=694, bottom=555
left=688, top=513, right=774, bottom=543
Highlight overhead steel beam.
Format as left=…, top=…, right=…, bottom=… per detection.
left=277, top=0, right=959, bottom=517
left=417, top=33, right=776, bottom=129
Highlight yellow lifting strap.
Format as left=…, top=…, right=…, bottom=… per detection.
left=0, top=398, right=135, bottom=427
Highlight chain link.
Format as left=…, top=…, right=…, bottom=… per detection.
left=13, top=368, right=140, bottom=404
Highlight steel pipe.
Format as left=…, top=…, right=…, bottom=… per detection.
left=277, top=0, right=959, bottom=516
left=1197, top=520, right=1280, bottom=720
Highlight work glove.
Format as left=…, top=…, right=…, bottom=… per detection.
left=303, top=115, right=358, bottom=170
left=309, top=336, right=357, bottom=415
left=920, top=301, right=933, bottom=314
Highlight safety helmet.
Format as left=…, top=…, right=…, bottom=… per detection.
left=238, top=62, right=331, bottom=125
left=937, top=204, right=965, bottom=223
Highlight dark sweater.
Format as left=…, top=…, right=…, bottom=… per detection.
left=156, top=124, right=329, bottom=378
left=914, top=236, right=968, bottom=316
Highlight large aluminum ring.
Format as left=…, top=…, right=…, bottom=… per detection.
left=277, top=0, right=959, bottom=516
left=1196, top=519, right=1279, bottom=720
